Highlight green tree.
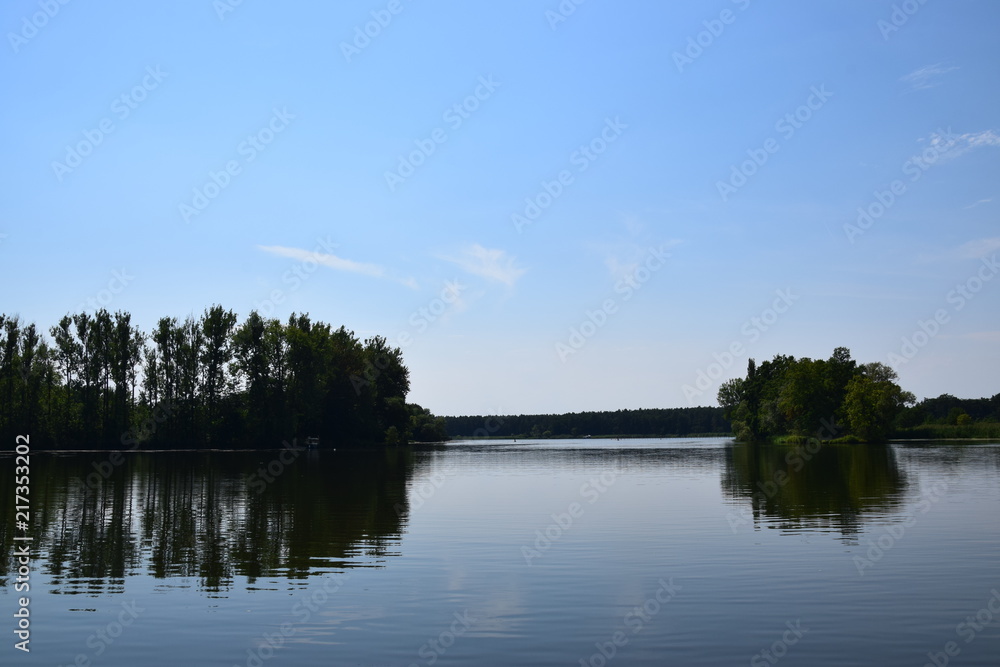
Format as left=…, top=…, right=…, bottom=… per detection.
left=778, top=357, right=842, bottom=435
left=408, top=403, right=447, bottom=442
left=750, top=354, right=796, bottom=437
left=843, top=362, right=915, bottom=441
left=825, top=346, right=856, bottom=422
left=147, top=316, right=182, bottom=442
left=50, top=315, right=82, bottom=439
left=232, top=311, right=288, bottom=444
left=200, top=305, right=237, bottom=443
left=284, top=313, right=330, bottom=440
left=110, top=311, right=144, bottom=437
left=717, top=377, right=744, bottom=421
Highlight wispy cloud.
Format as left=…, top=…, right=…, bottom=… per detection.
left=915, top=128, right=1000, bottom=164
left=901, top=63, right=957, bottom=91
left=954, top=237, right=1000, bottom=259
left=960, top=130, right=1000, bottom=149
left=257, top=244, right=419, bottom=288
left=258, top=244, right=385, bottom=277
left=440, top=244, right=527, bottom=286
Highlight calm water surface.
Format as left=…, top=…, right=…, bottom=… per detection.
left=2, top=438, right=999, bottom=666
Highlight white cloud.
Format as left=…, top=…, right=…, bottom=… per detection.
left=440, top=244, right=526, bottom=286
left=915, top=128, right=1000, bottom=164
left=961, top=130, right=1000, bottom=148
left=955, top=237, right=1000, bottom=259
left=901, top=63, right=957, bottom=91
left=964, top=198, right=992, bottom=210
left=257, top=244, right=384, bottom=278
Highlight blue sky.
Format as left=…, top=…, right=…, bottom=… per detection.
left=1, top=0, right=998, bottom=416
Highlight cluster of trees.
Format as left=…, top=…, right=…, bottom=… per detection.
left=0, top=308, right=446, bottom=449
left=444, top=407, right=728, bottom=439
left=717, top=347, right=915, bottom=442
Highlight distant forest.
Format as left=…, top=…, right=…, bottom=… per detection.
left=895, top=392, right=1000, bottom=438
left=0, top=308, right=447, bottom=449
left=444, top=407, right=729, bottom=439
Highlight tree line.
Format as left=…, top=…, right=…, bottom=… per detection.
left=444, top=407, right=729, bottom=439
left=897, top=392, right=1000, bottom=426
left=0, top=307, right=446, bottom=449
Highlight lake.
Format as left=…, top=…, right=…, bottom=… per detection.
left=2, top=437, right=999, bottom=666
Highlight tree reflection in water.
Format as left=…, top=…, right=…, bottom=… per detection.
left=0, top=448, right=415, bottom=596
left=721, top=441, right=909, bottom=540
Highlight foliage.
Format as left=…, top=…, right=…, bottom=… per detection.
left=408, top=404, right=448, bottom=442
left=842, top=363, right=915, bottom=442
left=0, top=308, right=436, bottom=449
left=717, top=347, right=917, bottom=443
